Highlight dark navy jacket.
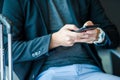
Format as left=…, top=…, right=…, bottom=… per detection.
left=2, top=0, right=119, bottom=80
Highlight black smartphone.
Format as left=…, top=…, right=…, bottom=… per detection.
left=75, top=24, right=99, bottom=32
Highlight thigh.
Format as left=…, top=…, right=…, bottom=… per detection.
left=36, top=70, right=77, bottom=80
left=36, top=64, right=120, bottom=80
left=78, top=72, right=120, bottom=80
left=36, top=70, right=55, bottom=80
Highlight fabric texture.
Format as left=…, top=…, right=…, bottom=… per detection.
left=36, top=64, right=120, bottom=80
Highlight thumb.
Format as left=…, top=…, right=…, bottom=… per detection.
left=83, top=21, right=94, bottom=27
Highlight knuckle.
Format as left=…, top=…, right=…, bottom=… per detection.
left=69, top=24, right=76, bottom=28
left=76, top=35, right=79, bottom=40
left=93, top=37, right=96, bottom=40
left=70, top=44, right=74, bottom=46
left=68, top=43, right=74, bottom=46
left=66, top=37, right=71, bottom=41
left=67, top=41, right=74, bottom=46
left=63, top=24, right=69, bottom=28
left=67, top=41, right=72, bottom=45
left=64, top=24, right=68, bottom=27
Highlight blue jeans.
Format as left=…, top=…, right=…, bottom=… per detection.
left=36, top=64, right=120, bottom=80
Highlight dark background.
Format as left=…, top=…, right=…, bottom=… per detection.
left=100, top=0, right=120, bottom=36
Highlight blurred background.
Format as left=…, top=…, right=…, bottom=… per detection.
left=100, top=0, right=120, bottom=35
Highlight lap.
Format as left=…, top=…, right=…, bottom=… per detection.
left=78, top=72, right=120, bottom=80
left=36, top=64, right=120, bottom=80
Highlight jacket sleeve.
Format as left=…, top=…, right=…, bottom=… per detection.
left=2, top=0, right=51, bottom=63
left=89, top=0, right=120, bottom=48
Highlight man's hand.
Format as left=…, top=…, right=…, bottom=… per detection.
left=49, top=21, right=100, bottom=49
left=82, top=21, right=100, bottom=44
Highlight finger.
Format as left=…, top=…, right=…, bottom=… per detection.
left=64, top=24, right=79, bottom=31
left=86, top=28, right=100, bottom=41
left=75, top=38, right=94, bottom=43
left=86, top=30, right=97, bottom=40
left=71, top=32, right=89, bottom=40
left=87, top=41, right=94, bottom=44
left=75, top=33, right=97, bottom=43
left=86, top=29, right=97, bottom=34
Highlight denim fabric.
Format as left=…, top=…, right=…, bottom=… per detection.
left=36, top=64, right=120, bottom=80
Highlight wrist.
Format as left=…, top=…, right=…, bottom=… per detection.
left=49, top=33, right=60, bottom=49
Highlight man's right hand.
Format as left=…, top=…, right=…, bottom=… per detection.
left=49, top=24, right=90, bottom=49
